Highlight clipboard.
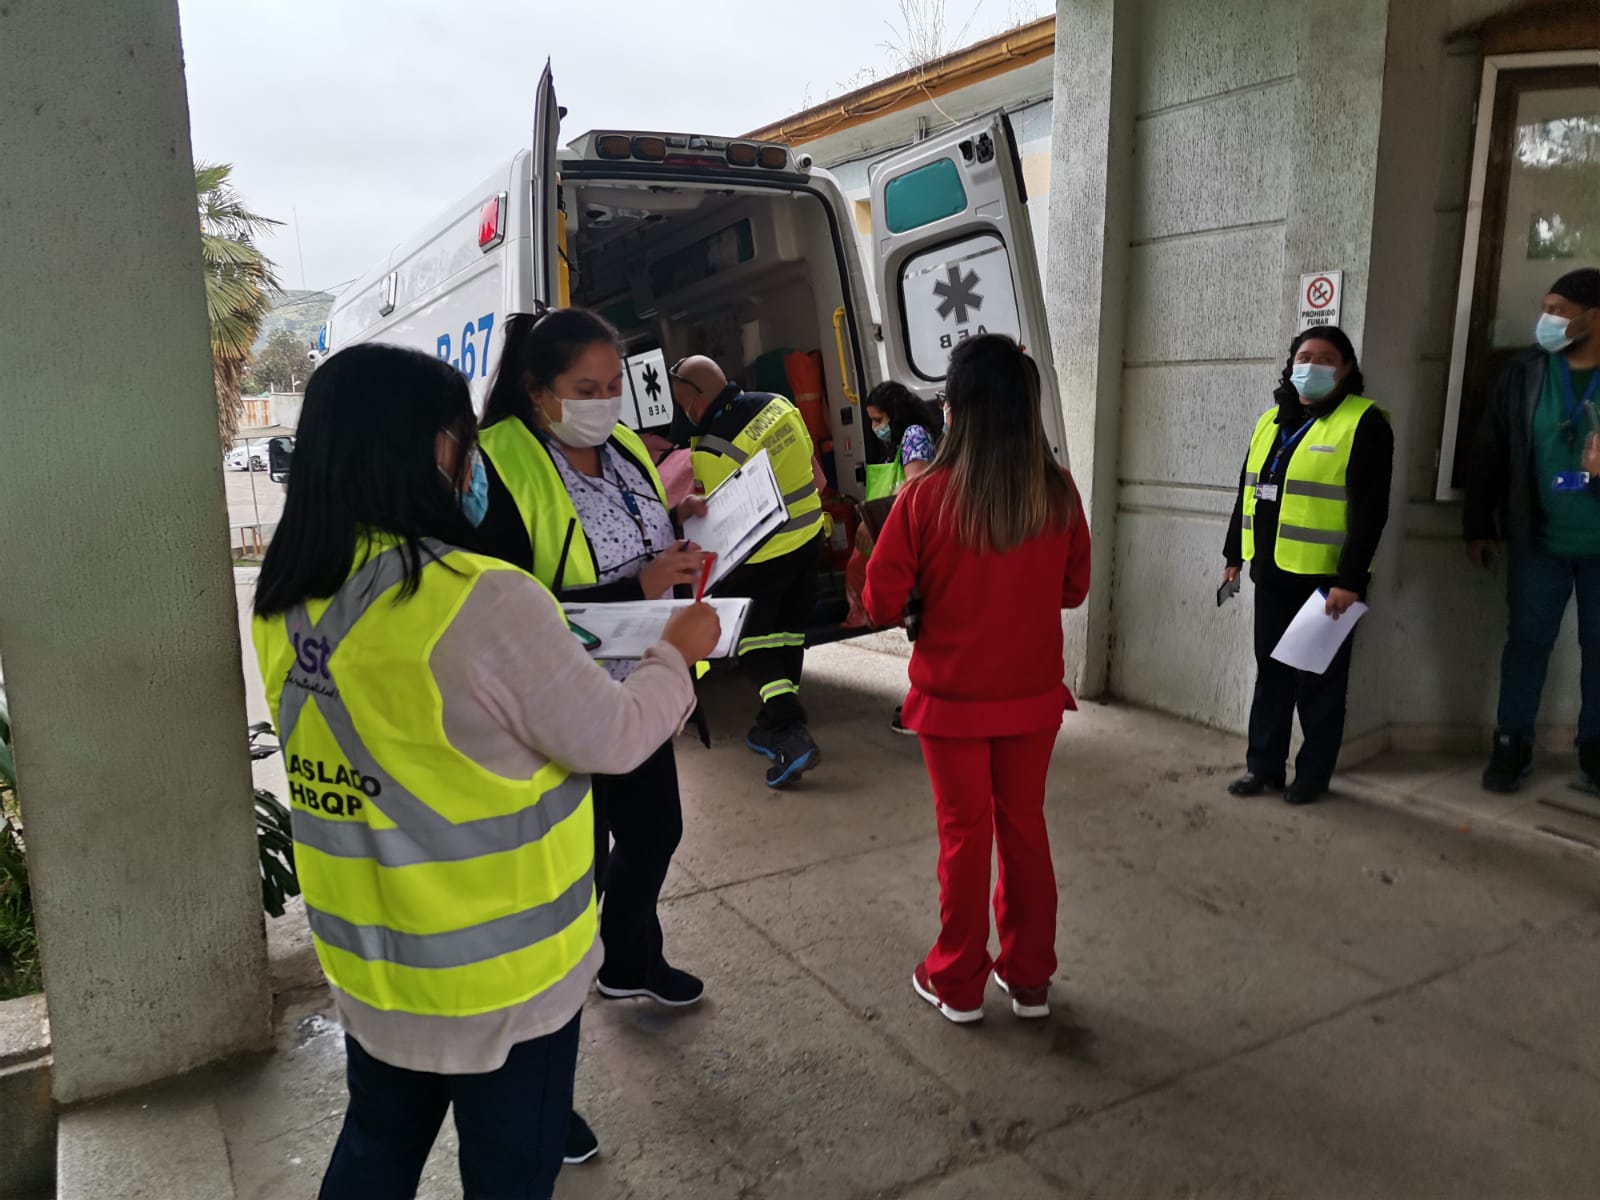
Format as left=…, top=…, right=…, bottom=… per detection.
left=679, top=448, right=787, bottom=591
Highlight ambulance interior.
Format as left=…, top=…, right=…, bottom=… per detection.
left=564, top=176, right=872, bottom=628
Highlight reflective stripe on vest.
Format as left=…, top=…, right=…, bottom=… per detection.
left=691, top=396, right=823, bottom=565
left=252, top=539, right=597, bottom=1017
left=1239, top=395, right=1384, bottom=576
left=480, top=419, right=669, bottom=591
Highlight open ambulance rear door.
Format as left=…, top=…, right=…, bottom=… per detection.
left=868, top=113, right=1067, bottom=464
left=528, top=62, right=563, bottom=310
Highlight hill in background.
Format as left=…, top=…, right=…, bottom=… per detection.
left=255, top=290, right=335, bottom=355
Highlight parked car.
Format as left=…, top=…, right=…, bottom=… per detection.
left=224, top=444, right=268, bottom=472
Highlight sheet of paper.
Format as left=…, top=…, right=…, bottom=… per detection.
left=562, top=598, right=751, bottom=660
left=1270, top=590, right=1368, bottom=674
left=679, top=448, right=787, bottom=590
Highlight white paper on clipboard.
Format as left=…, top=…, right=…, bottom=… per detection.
left=679, top=448, right=787, bottom=590
left=563, top=598, right=751, bottom=660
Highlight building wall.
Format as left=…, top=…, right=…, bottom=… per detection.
left=1107, top=0, right=1300, bottom=730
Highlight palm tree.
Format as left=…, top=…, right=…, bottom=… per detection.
left=197, top=162, right=282, bottom=447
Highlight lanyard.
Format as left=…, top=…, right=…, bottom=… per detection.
left=1555, top=357, right=1600, bottom=433
left=1267, top=417, right=1317, bottom=480
left=558, top=444, right=661, bottom=556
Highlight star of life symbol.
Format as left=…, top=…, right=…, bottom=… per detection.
left=933, top=265, right=984, bottom=324
left=641, top=364, right=663, bottom=402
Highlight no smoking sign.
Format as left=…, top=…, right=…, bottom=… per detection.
left=1298, top=270, right=1343, bottom=332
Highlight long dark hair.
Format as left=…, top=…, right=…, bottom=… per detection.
left=255, top=343, right=480, bottom=615
left=930, top=334, right=1075, bottom=553
left=481, top=307, right=621, bottom=431
left=1274, top=325, right=1366, bottom=406
left=865, top=380, right=944, bottom=455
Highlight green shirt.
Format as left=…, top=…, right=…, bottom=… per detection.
left=1533, top=361, right=1600, bottom=558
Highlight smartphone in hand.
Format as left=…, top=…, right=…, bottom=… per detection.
left=1217, top=577, right=1241, bottom=607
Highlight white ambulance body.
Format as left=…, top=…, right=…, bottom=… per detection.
left=325, top=66, right=1062, bottom=620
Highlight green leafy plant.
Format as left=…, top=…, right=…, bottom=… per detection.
left=250, top=722, right=301, bottom=919
left=0, top=685, right=41, bottom=1000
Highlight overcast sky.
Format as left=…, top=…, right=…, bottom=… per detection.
left=178, top=0, right=1051, bottom=293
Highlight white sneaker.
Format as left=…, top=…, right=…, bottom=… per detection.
left=993, top=971, right=1050, bottom=1019
left=912, top=964, right=983, bottom=1024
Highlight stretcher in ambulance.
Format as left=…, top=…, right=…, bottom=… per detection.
left=325, top=64, right=1064, bottom=636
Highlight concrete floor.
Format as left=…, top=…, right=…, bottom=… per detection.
left=201, top=581, right=1600, bottom=1199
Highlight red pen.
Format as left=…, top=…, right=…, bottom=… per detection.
left=694, top=553, right=716, bottom=602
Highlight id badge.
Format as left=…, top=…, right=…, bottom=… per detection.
left=1255, top=483, right=1279, bottom=502
left=1552, top=471, right=1591, bottom=493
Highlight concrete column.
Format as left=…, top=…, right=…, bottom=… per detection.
left=0, top=0, right=271, bottom=1102
left=1045, top=0, right=1141, bottom=698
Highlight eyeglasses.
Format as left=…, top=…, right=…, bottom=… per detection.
left=667, top=358, right=703, bottom=395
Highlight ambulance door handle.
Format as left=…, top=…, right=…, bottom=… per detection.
left=831, top=306, right=859, bottom=407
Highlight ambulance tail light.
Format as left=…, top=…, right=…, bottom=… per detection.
left=478, top=193, right=506, bottom=251
left=726, top=142, right=758, bottom=167
left=756, top=145, right=788, bottom=170
left=596, top=134, right=633, bottom=160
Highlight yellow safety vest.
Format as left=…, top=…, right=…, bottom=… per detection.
left=1240, top=395, right=1385, bottom=575
left=252, top=537, right=596, bottom=1017
left=691, top=395, right=823, bottom=565
left=479, top=418, right=669, bottom=591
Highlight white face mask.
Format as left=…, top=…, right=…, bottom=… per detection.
left=547, top=396, right=624, bottom=447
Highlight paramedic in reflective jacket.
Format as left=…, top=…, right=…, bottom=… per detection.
left=670, top=355, right=827, bottom=788
left=1221, top=325, right=1393, bottom=807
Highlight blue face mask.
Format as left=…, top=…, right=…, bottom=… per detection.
left=440, top=443, right=488, bottom=527
left=873, top=423, right=892, bottom=444
left=1536, top=312, right=1576, bottom=354
left=460, top=452, right=489, bottom=527
left=1290, top=362, right=1339, bottom=401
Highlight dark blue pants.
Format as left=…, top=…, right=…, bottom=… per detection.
left=319, top=1013, right=581, bottom=1200
left=1246, top=580, right=1355, bottom=791
left=593, top=738, right=681, bottom=982
left=1496, top=544, right=1600, bottom=742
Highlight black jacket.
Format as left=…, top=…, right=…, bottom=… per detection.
left=1223, top=391, right=1394, bottom=597
left=1463, top=348, right=1563, bottom=545
left=475, top=415, right=665, bottom=603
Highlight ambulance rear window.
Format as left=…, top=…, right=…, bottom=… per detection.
left=884, top=158, right=967, bottom=233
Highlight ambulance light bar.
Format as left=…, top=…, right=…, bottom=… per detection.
left=587, top=131, right=793, bottom=172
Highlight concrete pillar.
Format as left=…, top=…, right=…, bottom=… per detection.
left=0, top=0, right=271, bottom=1103
left=1045, top=0, right=1141, bottom=698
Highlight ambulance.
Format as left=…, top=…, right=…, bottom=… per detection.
left=325, top=65, right=1062, bottom=632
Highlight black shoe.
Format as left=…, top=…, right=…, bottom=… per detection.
left=1227, top=771, right=1285, bottom=796
left=564, top=1111, right=599, bottom=1165
left=747, top=722, right=820, bottom=788
left=890, top=707, right=915, bottom=736
left=1579, top=736, right=1600, bottom=784
left=1481, top=730, right=1533, bottom=793
left=596, top=962, right=705, bottom=1008
left=1284, top=780, right=1326, bottom=806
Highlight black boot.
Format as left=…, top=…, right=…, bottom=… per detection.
left=1227, top=770, right=1285, bottom=796
left=1481, top=730, right=1532, bottom=793
left=1578, top=737, right=1600, bottom=789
